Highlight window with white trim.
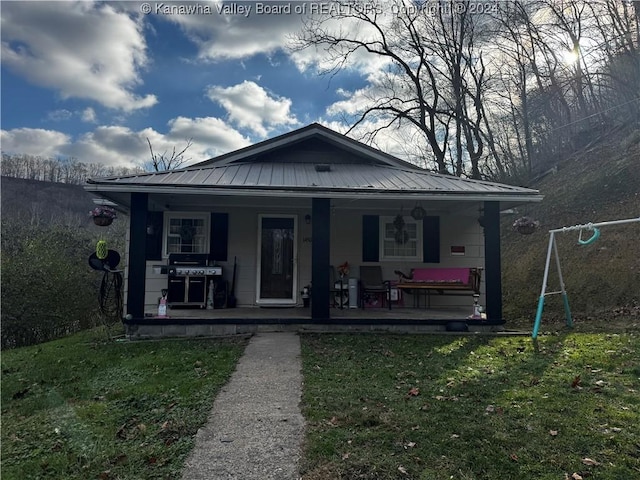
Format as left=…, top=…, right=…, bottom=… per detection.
left=380, top=216, right=422, bottom=260
left=164, top=213, right=209, bottom=256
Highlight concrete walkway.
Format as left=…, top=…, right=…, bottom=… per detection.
left=181, top=332, right=305, bottom=480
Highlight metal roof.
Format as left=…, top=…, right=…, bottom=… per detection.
left=85, top=123, right=542, bottom=204
left=86, top=161, right=540, bottom=199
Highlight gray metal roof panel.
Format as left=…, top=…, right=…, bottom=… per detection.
left=88, top=162, right=539, bottom=196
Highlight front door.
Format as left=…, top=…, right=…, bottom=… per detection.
left=257, top=215, right=297, bottom=305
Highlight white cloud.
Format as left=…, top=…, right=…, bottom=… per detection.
left=165, top=117, right=251, bottom=153
left=82, top=108, right=97, bottom=123
left=46, top=109, right=73, bottom=122
left=1, top=1, right=156, bottom=111
left=1, top=118, right=251, bottom=169
left=0, top=128, right=70, bottom=157
left=163, top=4, right=296, bottom=61
left=206, top=81, right=298, bottom=137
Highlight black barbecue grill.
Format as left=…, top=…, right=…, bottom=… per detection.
left=167, top=254, right=223, bottom=307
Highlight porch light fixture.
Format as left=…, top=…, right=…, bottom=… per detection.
left=305, top=214, right=311, bottom=224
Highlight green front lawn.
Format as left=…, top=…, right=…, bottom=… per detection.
left=300, top=332, right=640, bottom=479
left=1, top=328, right=246, bottom=480
left=3, top=326, right=638, bottom=479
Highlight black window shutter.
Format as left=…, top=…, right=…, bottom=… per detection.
left=209, top=212, right=228, bottom=262
left=423, top=216, right=440, bottom=263
left=362, top=215, right=379, bottom=262
left=145, top=211, right=164, bottom=260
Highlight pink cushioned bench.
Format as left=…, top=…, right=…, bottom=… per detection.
left=394, top=267, right=482, bottom=308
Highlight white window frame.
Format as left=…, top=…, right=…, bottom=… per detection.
left=162, top=212, right=210, bottom=258
left=379, top=216, right=423, bottom=261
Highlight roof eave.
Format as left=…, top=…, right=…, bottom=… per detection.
left=84, top=183, right=542, bottom=203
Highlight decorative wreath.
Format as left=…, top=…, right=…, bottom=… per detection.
left=393, top=214, right=409, bottom=244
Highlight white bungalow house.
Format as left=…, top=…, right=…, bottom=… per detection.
left=85, top=123, right=542, bottom=337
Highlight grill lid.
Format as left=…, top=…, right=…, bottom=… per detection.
left=168, top=253, right=209, bottom=266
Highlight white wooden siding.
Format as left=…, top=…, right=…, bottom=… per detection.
left=132, top=207, right=486, bottom=312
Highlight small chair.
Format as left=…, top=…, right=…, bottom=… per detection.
left=359, top=266, right=391, bottom=310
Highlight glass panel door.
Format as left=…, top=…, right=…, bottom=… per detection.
left=257, top=216, right=297, bottom=304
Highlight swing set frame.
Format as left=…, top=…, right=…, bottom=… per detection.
left=532, top=216, right=640, bottom=339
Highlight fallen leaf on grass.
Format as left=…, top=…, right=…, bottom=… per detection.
left=549, top=430, right=558, bottom=436
left=510, top=453, right=518, bottom=461
left=404, top=442, right=416, bottom=449
left=571, top=375, right=582, bottom=388
left=571, top=473, right=583, bottom=480
left=582, top=457, right=601, bottom=466
left=406, top=387, right=420, bottom=397
left=398, top=465, right=408, bottom=475
left=342, top=452, right=350, bottom=460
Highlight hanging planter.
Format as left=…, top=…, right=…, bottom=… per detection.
left=513, top=216, right=540, bottom=235
left=89, top=206, right=116, bottom=227
left=93, top=215, right=113, bottom=226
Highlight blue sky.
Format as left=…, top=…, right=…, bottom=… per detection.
left=1, top=1, right=379, bottom=169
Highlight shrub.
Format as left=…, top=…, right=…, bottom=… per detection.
left=1, top=220, right=106, bottom=348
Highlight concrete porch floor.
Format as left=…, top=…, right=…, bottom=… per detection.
left=125, top=306, right=499, bottom=339
left=152, top=305, right=477, bottom=321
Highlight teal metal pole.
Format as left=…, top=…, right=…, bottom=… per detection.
left=532, top=296, right=545, bottom=339
left=562, top=293, right=573, bottom=327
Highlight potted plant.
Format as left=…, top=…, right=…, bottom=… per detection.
left=512, top=216, right=540, bottom=235
left=89, top=206, right=117, bottom=226
left=337, top=261, right=350, bottom=279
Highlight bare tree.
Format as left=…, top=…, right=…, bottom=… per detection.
left=1, top=153, right=145, bottom=184
left=146, top=138, right=193, bottom=172
left=293, top=0, right=494, bottom=178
